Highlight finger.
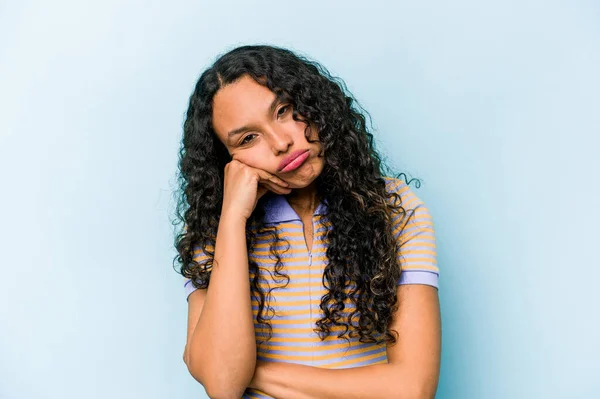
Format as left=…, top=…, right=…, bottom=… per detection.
left=260, top=181, right=291, bottom=195
left=269, top=175, right=289, bottom=187
left=260, top=180, right=292, bottom=195
left=256, top=169, right=289, bottom=187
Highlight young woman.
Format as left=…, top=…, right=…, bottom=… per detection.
left=175, top=45, right=441, bottom=399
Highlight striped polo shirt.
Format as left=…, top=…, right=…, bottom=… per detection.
left=183, top=176, right=439, bottom=399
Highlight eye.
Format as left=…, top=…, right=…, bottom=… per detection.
left=277, top=105, right=291, bottom=118
left=240, top=134, right=256, bottom=145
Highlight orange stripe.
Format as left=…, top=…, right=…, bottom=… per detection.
left=254, top=324, right=360, bottom=334
left=264, top=339, right=368, bottom=352
left=400, top=264, right=439, bottom=272
left=258, top=343, right=385, bottom=362
left=324, top=350, right=388, bottom=368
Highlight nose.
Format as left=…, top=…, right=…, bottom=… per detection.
left=270, top=129, right=293, bottom=155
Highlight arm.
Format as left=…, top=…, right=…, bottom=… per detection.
left=249, top=284, right=441, bottom=399
left=185, top=214, right=257, bottom=399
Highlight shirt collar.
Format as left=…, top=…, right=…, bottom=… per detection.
left=262, top=193, right=328, bottom=223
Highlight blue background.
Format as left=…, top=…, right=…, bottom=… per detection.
left=1, top=1, right=598, bottom=398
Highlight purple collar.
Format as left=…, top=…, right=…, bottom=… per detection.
left=262, top=194, right=328, bottom=223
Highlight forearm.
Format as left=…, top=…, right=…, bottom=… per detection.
left=188, top=213, right=256, bottom=398
left=252, top=361, right=427, bottom=399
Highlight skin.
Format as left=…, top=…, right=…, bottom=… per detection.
left=211, top=74, right=326, bottom=222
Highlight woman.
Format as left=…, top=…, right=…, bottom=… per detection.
left=175, top=44, right=441, bottom=399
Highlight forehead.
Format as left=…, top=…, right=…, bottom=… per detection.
left=211, top=75, right=276, bottom=139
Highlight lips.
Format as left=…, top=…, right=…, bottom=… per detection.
left=278, top=149, right=310, bottom=172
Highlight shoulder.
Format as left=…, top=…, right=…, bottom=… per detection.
left=382, top=175, right=435, bottom=236
left=383, top=177, right=439, bottom=286
left=382, top=175, right=425, bottom=209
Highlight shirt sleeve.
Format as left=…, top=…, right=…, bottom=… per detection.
left=184, top=242, right=214, bottom=302
left=184, top=278, right=198, bottom=302
left=387, top=178, right=440, bottom=289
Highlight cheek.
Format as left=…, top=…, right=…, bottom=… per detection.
left=231, top=152, right=265, bottom=169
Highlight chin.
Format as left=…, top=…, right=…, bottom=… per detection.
left=278, top=158, right=324, bottom=187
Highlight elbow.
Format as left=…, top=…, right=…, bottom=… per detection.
left=400, top=367, right=439, bottom=399
left=186, top=356, right=253, bottom=399
left=204, top=386, right=246, bottom=399
left=392, top=378, right=436, bottom=399
left=403, top=382, right=438, bottom=399
left=203, top=380, right=248, bottom=399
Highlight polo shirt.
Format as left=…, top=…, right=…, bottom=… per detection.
left=183, top=176, right=439, bottom=399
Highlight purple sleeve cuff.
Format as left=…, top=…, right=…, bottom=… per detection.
left=184, top=279, right=198, bottom=302
left=398, top=270, right=439, bottom=289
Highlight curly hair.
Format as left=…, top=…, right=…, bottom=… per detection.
left=173, top=44, right=422, bottom=346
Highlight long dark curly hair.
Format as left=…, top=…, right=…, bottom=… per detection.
left=173, top=44, right=421, bottom=346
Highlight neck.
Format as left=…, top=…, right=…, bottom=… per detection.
left=285, top=182, right=320, bottom=219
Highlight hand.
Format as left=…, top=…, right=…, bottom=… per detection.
left=221, top=159, right=292, bottom=221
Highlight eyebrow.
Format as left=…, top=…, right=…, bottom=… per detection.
left=227, top=96, right=281, bottom=140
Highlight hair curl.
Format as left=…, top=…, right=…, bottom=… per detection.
left=173, top=44, right=422, bottom=346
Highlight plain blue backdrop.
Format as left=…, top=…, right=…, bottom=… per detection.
left=1, top=1, right=598, bottom=398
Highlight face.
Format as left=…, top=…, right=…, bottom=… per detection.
left=211, top=74, right=325, bottom=189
